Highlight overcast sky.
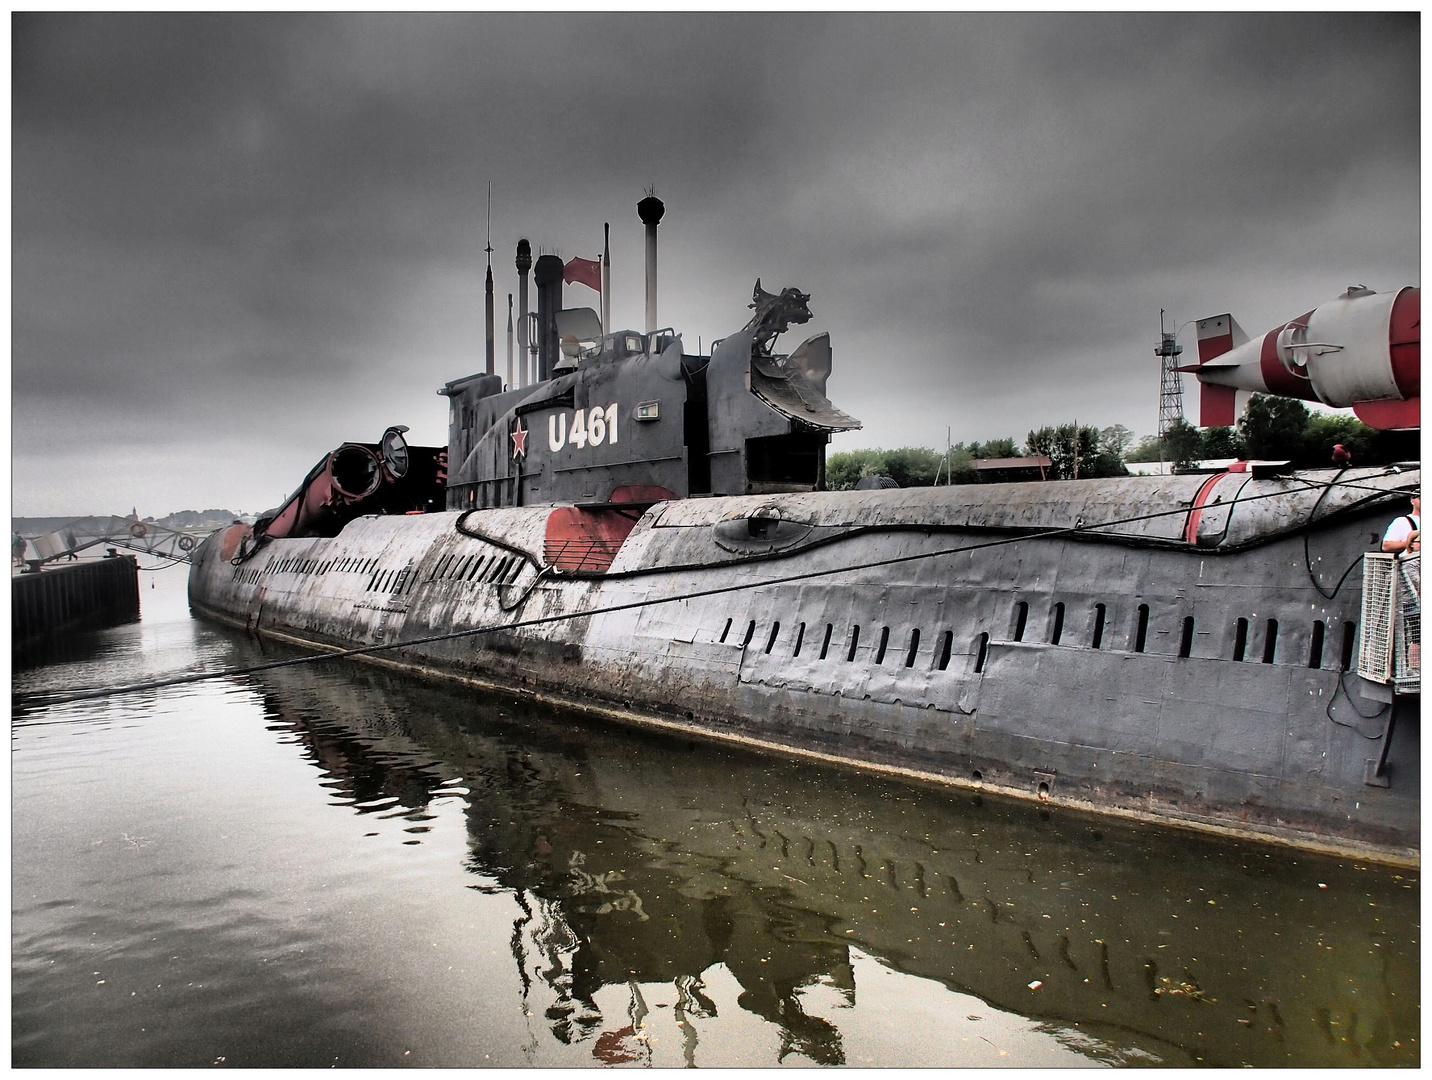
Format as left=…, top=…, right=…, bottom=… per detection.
left=12, top=12, right=1420, bottom=517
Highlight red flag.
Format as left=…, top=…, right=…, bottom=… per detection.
left=563, top=256, right=602, bottom=292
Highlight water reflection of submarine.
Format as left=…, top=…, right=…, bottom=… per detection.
left=251, top=676, right=891, bottom=1063
left=247, top=664, right=1413, bottom=1067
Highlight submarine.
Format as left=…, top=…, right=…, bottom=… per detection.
left=188, top=195, right=1420, bottom=865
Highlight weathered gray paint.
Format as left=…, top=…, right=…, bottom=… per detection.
left=190, top=465, right=1421, bottom=863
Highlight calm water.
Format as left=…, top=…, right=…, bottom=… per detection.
left=12, top=564, right=1419, bottom=1067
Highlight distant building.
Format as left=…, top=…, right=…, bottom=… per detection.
left=972, top=456, right=1052, bottom=483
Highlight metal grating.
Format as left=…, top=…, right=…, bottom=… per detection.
left=1393, top=555, right=1420, bottom=693
left=543, top=537, right=624, bottom=574
left=1359, top=553, right=1420, bottom=691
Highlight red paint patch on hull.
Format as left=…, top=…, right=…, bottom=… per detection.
left=544, top=485, right=675, bottom=573
left=219, top=523, right=251, bottom=563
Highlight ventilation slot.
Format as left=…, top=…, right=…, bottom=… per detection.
left=819, top=623, right=834, bottom=660
left=1013, top=601, right=1029, bottom=642
left=742, top=620, right=757, bottom=648
left=719, top=618, right=733, bottom=644
left=1308, top=620, right=1325, bottom=669
left=793, top=622, right=806, bottom=657
left=1092, top=603, right=1106, bottom=649
left=765, top=621, right=781, bottom=655
left=1233, top=617, right=1248, bottom=661
left=874, top=626, right=890, bottom=665
left=1339, top=621, right=1356, bottom=671
left=1262, top=619, right=1279, bottom=664
left=904, top=629, right=920, bottom=668
left=846, top=625, right=861, bottom=662
left=1050, top=602, right=1065, bottom=645
left=937, top=630, right=954, bottom=671
left=974, top=632, right=989, bottom=674
left=1178, top=616, right=1195, bottom=658
left=1133, top=604, right=1149, bottom=653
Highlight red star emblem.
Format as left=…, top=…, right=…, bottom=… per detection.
left=510, top=419, right=528, bottom=458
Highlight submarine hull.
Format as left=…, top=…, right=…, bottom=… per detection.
left=189, top=468, right=1420, bottom=864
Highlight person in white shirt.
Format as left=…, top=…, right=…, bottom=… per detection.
left=1382, top=494, right=1420, bottom=554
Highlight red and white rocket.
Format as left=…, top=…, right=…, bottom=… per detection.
left=1182, top=285, right=1420, bottom=430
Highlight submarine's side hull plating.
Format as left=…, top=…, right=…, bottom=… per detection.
left=190, top=469, right=1420, bottom=864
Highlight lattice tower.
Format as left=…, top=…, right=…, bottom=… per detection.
left=1155, top=311, right=1184, bottom=437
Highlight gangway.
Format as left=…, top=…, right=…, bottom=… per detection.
left=15, top=515, right=216, bottom=570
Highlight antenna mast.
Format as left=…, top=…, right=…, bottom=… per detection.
left=484, top=182, right=495, bottom=377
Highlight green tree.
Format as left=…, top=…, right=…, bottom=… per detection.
left=1198, top=425, right=1242, bottom=459
left=1025, top=423, right=1125, bottom=480
left=936, top=445, right=980, bottom=485
left=1303, top=413, right=1376, bottom=467
left=1099, top=424, right=1135, bottom=460
left=826, top=446, right=945, bottom=488
left=1162, top=418, right=1203, bottom=470
left=883, top=446, right=944, bottom=487
left=969, top=437, right=1022, bottom=459
left=1126, top=433, right=1164, bottom=463
left=825, top=448, right=886, bottom=490
left=1238, top=394, right=1310, bottom=461
left=948, top=449, right=979, bottom=484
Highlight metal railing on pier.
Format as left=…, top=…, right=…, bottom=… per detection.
left=18, top=516, right=209, bottom=568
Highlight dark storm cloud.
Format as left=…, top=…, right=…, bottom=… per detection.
left=730, top=13, right=1417, bottom=333
left=11, top=12, right=1419, bottom=515
left=13, top=12, right=788, bottom=404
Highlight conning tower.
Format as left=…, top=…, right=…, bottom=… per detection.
left=440, top=199, right=860, bottom=511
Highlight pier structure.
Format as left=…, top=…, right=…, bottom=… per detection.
left=13, top=554, right=140, bottom=658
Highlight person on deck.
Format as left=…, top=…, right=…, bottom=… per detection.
left=1382, top=494, right=1420, bottom=555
